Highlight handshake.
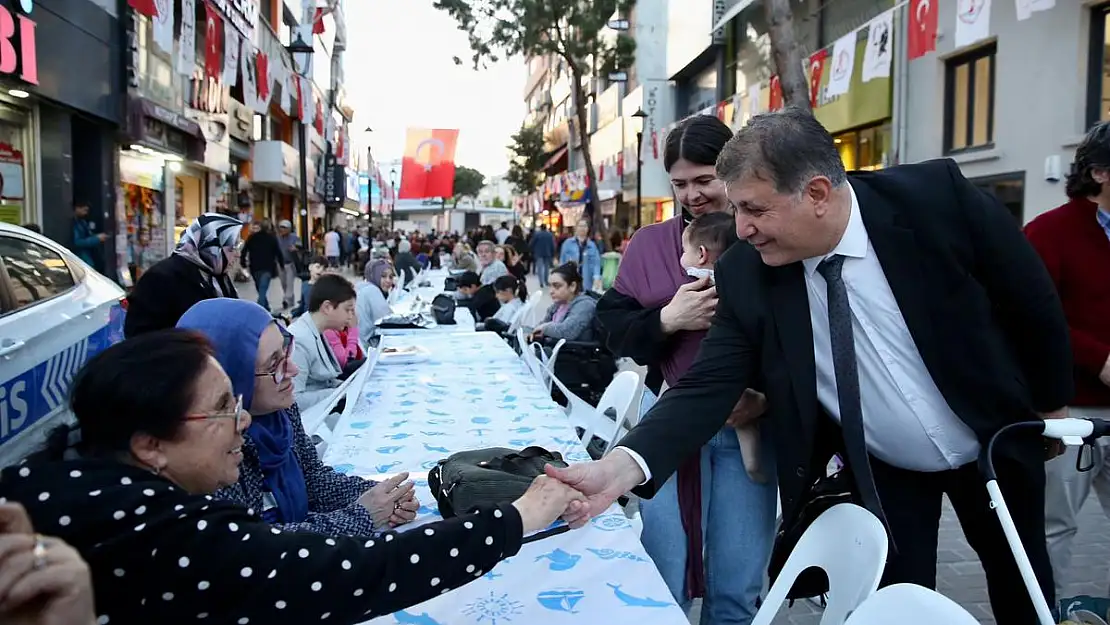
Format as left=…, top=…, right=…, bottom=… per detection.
left=509, top=452, right=647, bottom=535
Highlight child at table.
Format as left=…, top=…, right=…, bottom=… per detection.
left=479, top=275, right=528, bottom=333
left=325, top=323, right=365, bottom=372
left=292, top=255, right=327, bottom=317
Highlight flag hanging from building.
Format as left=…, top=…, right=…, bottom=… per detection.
left=128, top=0, right=158, bottom=17
left=748, top=83, right=762, bottom=117
left=768, top=76, right=783, bottom=112
left=908, top=0, right=938, bottom=60
left=241, top=44, right=263, bottom=113
left=861, top=10, right=894, bottom=82
left=1015, top=0, right=1054, bottom=21
left=399, top=128, right=459, bottom=199
left=223, top=28, right=240, bottom=86
left=954, top=0, right=991, bottom=48
left=151, top=0, right=174, bottom=54
left=256, top=52, right=271, bottom=104
left=204, top=2, right=224, bottom=80
left=176, top=0, right=197, bottom=76
left=826, top=33, right=856, bottom=98
left=808, top=49, right=829, bottom=108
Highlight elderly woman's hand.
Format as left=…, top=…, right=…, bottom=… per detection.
left=511, top=475, right=587, bottom=535
left=358, top=473, right=418, bottom=528
left=0, top=503, right=96, bottom=625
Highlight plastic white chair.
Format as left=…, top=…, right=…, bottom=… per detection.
left=752, top=503, right=889, bottom=625
left=844, top=584, right=979, bottom=624
left=388, top=270, right=405, bottom=305
left=549, top=370, right=641, bottom=456
left=510, top=290, right=543, bottom=334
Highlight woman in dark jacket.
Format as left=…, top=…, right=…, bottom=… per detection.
left=0, top=330, right=582, bottom=625
left=124, top=213, right=242, bottom=338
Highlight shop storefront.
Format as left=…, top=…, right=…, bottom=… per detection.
left=813, top=38, right=893, bottom=171
left=118, top=150, right=169, bottom=282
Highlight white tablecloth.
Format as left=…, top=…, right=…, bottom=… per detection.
left=381, top=270, right=475, bottom=335
left=324, top=332, right=686, bottom=625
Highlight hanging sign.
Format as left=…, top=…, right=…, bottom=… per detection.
left=0, top=0, right=37, bottom=85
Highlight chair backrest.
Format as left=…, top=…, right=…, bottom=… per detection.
left=844, top=584, right=979, bottom=625
left=388, top=270, right=406, bottom=305
left=752, top=503, right=888, bottom=625
left=510, top=289, right=543, bottom=333
left=594, top=370, right=642, bottom=447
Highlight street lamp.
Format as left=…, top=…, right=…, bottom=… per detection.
left=631, top=107, right=648, bottom=229
left=363, top=126, right=373, bottom=221
left=288, top=41, right=315, bottom=249
left=389, top=167, right=398, bottom=232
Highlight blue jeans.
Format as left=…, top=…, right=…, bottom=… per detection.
left=535, top=256, right=551, bottom=286
left=638, top=390, right=778, bottom=625
left=252, top=271, right=273, bottom=311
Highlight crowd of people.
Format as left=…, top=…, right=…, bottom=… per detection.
left=4, top=106, right=1110, bottom=625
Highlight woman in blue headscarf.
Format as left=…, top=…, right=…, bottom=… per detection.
left=177, top=298, right=419, bottom=536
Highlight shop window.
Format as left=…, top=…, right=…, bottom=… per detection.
left=971, top=172, right=1025, bottom=222
left=944, top=44, right=996, bottom=153
left=0, top=236, right=76, bottom=310
left=833, top=124, right=890, bottom=171
left=1086, top=5, right=1110, bottom=125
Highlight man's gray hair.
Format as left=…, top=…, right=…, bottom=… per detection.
left=476, top=240, right=496, bottom=251
left=715, top=106, right=847, bottom=194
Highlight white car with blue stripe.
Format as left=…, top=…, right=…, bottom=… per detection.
left=0, top=222, right=125, bottom=466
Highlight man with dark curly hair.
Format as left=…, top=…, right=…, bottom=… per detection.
left=1025, top=121, right=1110, bottom=599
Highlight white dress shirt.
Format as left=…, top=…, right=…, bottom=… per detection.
left=619, top=183, right=980, bottom=482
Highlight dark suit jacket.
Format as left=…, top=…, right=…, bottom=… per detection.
left=619, top=159, right=1073, bottom=529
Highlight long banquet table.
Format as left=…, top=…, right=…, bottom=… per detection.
left=324, top=331, right=687, bottom=625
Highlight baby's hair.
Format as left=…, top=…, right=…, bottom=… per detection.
left=685, top=212, right=739, bottom=258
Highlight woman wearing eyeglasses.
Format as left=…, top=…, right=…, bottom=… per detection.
left=174, top=298, right=414, bottom=537
left=1, top=329, right=583, bottom=625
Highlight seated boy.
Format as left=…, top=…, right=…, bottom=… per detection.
left=454, top=270, right=500, bottom=321
left=288, top=274, right=359, bottom=410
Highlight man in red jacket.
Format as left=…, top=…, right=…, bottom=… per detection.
left=1025, top=121, right=1110, bottom=599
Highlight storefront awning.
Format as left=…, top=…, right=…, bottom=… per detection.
left=709, top=0, right=756, bottom=35
left=542, top=146, right=568, bottom=171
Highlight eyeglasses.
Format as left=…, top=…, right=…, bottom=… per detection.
left=255, top=325, right=295, bottom=384
left=183, top=394, right=245, bottom=430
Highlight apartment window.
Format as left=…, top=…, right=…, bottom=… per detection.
left=1085, top=5, right=1110, bottom=125
left=944, top=44, right=996, bottom=153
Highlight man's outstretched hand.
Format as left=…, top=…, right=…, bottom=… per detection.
left=544, top=450, right=647, bottom=528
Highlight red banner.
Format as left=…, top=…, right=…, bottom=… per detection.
left=128, top=0, right=158, bottom=17
left=808, top=49, right=829, bottom=109
left=256, top=52, right=270, bottom=103
left=398, top=128, right=459, bottom=200
left=203, top=2, right=223, bottom=80
left=908, top=0, right=938, bottom=61
left=768, top=75, right=783, bottom=112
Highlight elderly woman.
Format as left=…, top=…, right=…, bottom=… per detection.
left=393, top=239, right=421, bottom=285
left=357, top=258, right=395, bottom=346
left=0, top=330, right=583, bottom=625
left=531, top=263, right=597, bottom=342
left=124, top=212, right=243, bottom=337
left=176, top=298, right=411, bottom=536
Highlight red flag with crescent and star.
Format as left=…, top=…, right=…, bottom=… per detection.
left=256, top=52, right=270, bottom=103
left=204, top=2, right=224, bottom=80
left=808, top=49, right=829, bottom=108
left=398, top=128, right=459, bottom=199
left=908, top=0, right=938, bottom=60
left=128, top=0, right=159, bottom=17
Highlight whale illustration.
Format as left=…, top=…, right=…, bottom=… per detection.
left=508, top=439, right=535, bottom=447
left=428, top=409, right=451, bottom=416
left=510, top=427, right=536, bottom=433
left=468, top=428, right=491, bottom=436
left=375, top=461, right=402, bottom=474
left=471, top=416, right=492, bottom=424
left=332, top=463, right=355, bottom=474
left=393, top=610, right=442, bottom=625
left=423, top=443, right=450, bottom=453
left=501, top=404, right=518, bottom=411
left=399, top=400, right=418, bottom=407
left=349, top=421, right=372, bottom=430
left=421, top=431, right=447, bottom=437
left=390, top=420, right=408, bottom=428
left=536, top=589, right=585, bottom=613
left=465, top=388, right=483, bottom=395
left=587, top=548, right=647, bottom=563
left=534, top=548, right=581, bottom=571
left=427, top=419, right=455, bottom=425
left=608, top=584, right=674, bottom=608
left=385, top=433, right=412, bottom=440
left=421, top=460, right=440, bottom=470
left=502, top=394, right=518, bottom=402
left=376, top=446, right=404, bottom=454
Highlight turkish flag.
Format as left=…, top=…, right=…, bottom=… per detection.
left=204, top=2, right=224, bottom=80
left=256, top=52, right=270, bottom=103
left=128, top=0, right=159, bottom=17
left=313, top=8, right=327, bottom=35
left=908, top=0, right=938, bottom=61
left=314, top=99, right=325, bottom=135
left=398, top=128, right=459, bottom=200
left=768, top=75, right=783, bottom=112
left=808, top=49, right=829, bottom=108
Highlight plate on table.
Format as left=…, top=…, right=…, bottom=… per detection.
left=379, top=344, right=431, bottom=365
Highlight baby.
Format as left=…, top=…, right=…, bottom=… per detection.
left=679, top=212, right=768, bottom=483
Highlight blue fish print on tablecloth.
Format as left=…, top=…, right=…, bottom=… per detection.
left=399, top=400, right=418, bottom=407
left=376, top=446, right=404, bottom=454
left=508, top=439, right=535, bottom=447
left=501, top=404, right=518, bottom=411
left=391, top=410, right=413, bottom=415
left=421, top=460, right=440, bottom=470
left=463, top=592, right=524, bottom=625
left=426, top=382, right=448, bottom=389
left=416, top=502, right=438, bottom=516
left=510, top=427, right=536, bottom=433
left=534, top=548, right=581, bottom=571
left=413, top=478, right=428, bottom=488
left=375, top=461, right=401, bottom=473
left=607, top=583, right=674, bottom=608
left=427, top=418, right=455, bottom=425
left=531, top=403, right=550, bottom=411
left=542, top=425, right=565, bottom=431
left=502, top=394, right=518, bottom=402
left=564, top=451, right=592, bottom=462
left=511, top=415, right=527, bottom=423
left=483, top=569, right=502, bottom=580
left=428, top=409, right=451, bottom=416
left=471, top=416, right=492, bottom=424
left=349, top=422, right=372, bottom=430
left=429, top=389, right=450, bottom=397
left=393, top=610, right=443, bottom=625
left=423, top=443, right=450, bottom=453
left=465, top=388, right=483, bottom=396
left=421, top=431, right=447, bottom=437
left=552, top=437, right=578, bottom=446
left=426, top=398, right=444, bottom=404
left=587, top=548, right=648, bottom=563
left=390, top=420, right=408, bottom=428
left=590, top=514, right=633, bottom=532
left=468, top=428, right=490, bottom=437
left=332, top=463, right=355, bottom=474
left=385, top=433, right=412, bottom=440
left=536, top=589, right=585, bottom=613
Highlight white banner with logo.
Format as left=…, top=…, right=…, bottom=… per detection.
left=861, top=10, right=894, bottom=83
left=1015, top=0, right=1052, bottom=21
left=152, top=0, right=175, bottom=55
left=223, top=28, right=241, bottom=87
left=176, top=0, right=197, bottom=75
left=955, top=0, right=992, bottom=48
left=826, top=33, right=856, bottom=98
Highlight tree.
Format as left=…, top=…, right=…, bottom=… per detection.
left=452, top=165, right=486, bottom=208
left=433, top=0, right=635, bottom=233
left=505, top=122, right=546, bottom=197
left=764, top=0, right=811, bottom=110
left=491, top=196, right=506, bottom=208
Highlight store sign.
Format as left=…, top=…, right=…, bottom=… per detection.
left=0, top=0, right=37, bottom=85
left=323, top=151, right=342, bottom=208
left=210, top=0, right=258, bottom=41
left=710, top=0, right=728, bottom=44
left=227, top=98, right=252, bottom=143
left=188, top=71, right=229, bottom=115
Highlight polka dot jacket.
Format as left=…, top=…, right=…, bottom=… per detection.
left=214, top=402, right=379, bottom=536
left=0, top=458, right=524, bottom=625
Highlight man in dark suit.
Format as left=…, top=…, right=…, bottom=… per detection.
left=549, top=107, right=1073, bottom=623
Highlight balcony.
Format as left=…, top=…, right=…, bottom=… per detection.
left=252, top=141, right=302, bottom=191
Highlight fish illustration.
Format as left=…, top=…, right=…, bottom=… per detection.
left=531, top=403, right=550, bottom=410
left=536, top=589, right=585, bottom=613
left=376, top=446, right=404, bottom=454
left=421, top=460, right=440, bottom=470
left=391, top=409, right=413, bottom=415
left=534, top=548, right=581, bottom=571
left=552, top=437, right=578, bottom=446
left=507, top=439, right=535, bottom=447
left=423, top=443, right=450, bottom=453
left=426, top=382, right=448, bottom=389
left=482, top=569, right=502, bottom=580
left=399, top=400, right=418, bottom=407
left=417, top=503, right=438, bottom=516
left=390, top=420, right=408, bottom=428
left=367, top=391, right=384, bottom=398
left=468, top=428, right=491, bottom=437
left=502, top=394, right=518, bottom=402
left=511, top=415, right=528, bottom=423
left=349, top=422, right=373, bottom=430
left=375, top=461, right=401, bottom=474
left=542, top=425, right=565, bottom=430
left=510, top=427, right=536, bottom=433
left=501, top=404, right=518, bottom=411
left=393, top=611, right=443, bottom=625
left=465, top=388, right=483, bottom=395
left=385, top=433, right=412, bottom=440
left=471, top=416, right=492, bottom=424
left=587, top=548, right=647, bottom=563
left=426, top=398, right=444, bottom=404
left=428, top=409, right=451, bottom=416
left=607, top=583, right=674, bottom=608
left=421, top=431, right=447, bottom=437
left=427, top=418, right=455, bottom=425
left=332, top=463, right=355, bottom=474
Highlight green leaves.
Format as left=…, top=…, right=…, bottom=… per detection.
left=505, top=123, right=546, bottom=196
left=453, top=166, right=487, bottom=205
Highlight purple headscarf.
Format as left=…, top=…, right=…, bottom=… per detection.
left=364, top=258, right=392, bottom=296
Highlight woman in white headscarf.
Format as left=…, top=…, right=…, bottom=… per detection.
left=124, top=212, right=244, bottom=338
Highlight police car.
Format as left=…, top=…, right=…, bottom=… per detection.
left=0, top=222, right=125, bottom=466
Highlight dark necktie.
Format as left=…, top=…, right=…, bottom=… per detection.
left=817, top=255, right=885, bottom=519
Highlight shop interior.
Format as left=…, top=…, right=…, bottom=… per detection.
left=833, top=123, right=892, bottom=171
left=119, top=147, right=171, bottom=281
left=0, top=102, right=33, bottom=227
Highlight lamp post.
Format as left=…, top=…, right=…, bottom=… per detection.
left=389, top=167, right=398, bottom=232
left=363, top=126, right=373, bottom=228
left=287, top=38, right=314, bottom=249
left=632, top=107, right=648, bottom=229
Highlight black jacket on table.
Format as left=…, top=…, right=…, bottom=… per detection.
left=618, top=159, right=1073, bottom=530
left=0, top=459, right=523, bottom=625
left=124, top=254, right=239, bottom=338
